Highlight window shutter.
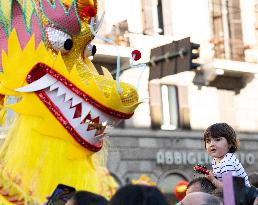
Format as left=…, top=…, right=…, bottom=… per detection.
left=142, top=0, right=155, bottom=35
left=161, top=0, right=172, bottom=35
left=149, top=81, right=162, bottom=129
left=211, top=0, right=225, bottom=58
left=211, top=0, right=244, bottom=60
left=228, top=0, right=244, bottom=61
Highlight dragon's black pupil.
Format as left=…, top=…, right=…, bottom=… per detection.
left=64, top=39, right=73, bottom=50
left=92, top=45, right=97, bottom=56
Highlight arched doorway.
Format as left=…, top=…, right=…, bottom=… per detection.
left=158, top=170, right=189, bottom=204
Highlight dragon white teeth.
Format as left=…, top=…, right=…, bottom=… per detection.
left=64, top=90, right=74, bottom=102
left=90, top=108, right=100, bottom=119
left=50, top=81, right=83, bottom=106
left=81, top=102, right=92, bottom=122
left=56, top=86, right=67, bottom=97
left=56, top=96, right=70, bottom=111
left=83, top=129, right=97, bottom=144
left=66, top=107, right=76, bottom=120
left=44, top=78, right=120, bottom=146
left=15, top=74, right=57, bottom=92
left=76, top=123, right=90, bottom=137
left=77, top=123, right=99, bottom=144
left=45, top=89, right=56, bottom=100
left=70, top=117, right=81, bottom=127
left=49, top=82, right=61, bottom=91
left=71, top=95, right=82, bottom=107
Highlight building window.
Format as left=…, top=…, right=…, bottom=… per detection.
left=210, top=0, right=244, bottom=61
left=161, top=85, right=179, bottom=130
left=142, top=0, right=164, bottom=35
left=157, top=0, right=164, bottom=35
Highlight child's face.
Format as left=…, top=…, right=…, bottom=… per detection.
left=205, top=137, right=231, bottom=159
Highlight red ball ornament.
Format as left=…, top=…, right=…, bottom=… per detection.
left=131, top=50, right=141, bottom=61
left=81, top=5, right=97, bottom=18
left=174, top=180, right=189, bottom=201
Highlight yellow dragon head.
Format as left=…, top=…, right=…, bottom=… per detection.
left=0, top=0, right=139, bottom=203
left=0, top=0, right=139, bottom=152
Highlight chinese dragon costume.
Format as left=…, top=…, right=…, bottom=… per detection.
left=0, top=0, right=139, bottom=204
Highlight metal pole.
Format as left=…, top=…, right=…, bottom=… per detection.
left=112, top=48, right=187, bottom=75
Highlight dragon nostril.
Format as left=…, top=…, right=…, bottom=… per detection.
left=92, top=45, right=97, bottom=56
left=64, top=39, right=73, bottom=50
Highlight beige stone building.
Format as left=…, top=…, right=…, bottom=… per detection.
left=91, top=0, right=258, bottom=203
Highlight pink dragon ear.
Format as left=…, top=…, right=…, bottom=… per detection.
left=0, top=0, right=43, bottom=70
left=40, top=0, right=81, bottom=35
left=11, top=1, right=30, bottom=49
left=11, top=0, right=43, bottom=49
left=0, top=24, right=8, bottom=71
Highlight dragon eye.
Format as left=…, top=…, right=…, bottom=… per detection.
left=84, top=44, right=97, bottom=58
left=45, top=26, right=73, bottom=54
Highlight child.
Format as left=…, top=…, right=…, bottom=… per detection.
left=203, top=122, right=250, bottom=188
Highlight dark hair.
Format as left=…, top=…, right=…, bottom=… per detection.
left=203, top=123, right=239, bottom=153
left=242, top=185, right=258, bottom=205
left=248, top=172, right=258, bottom=187
left=108, top=184, right=169, bottom=205
left=70, top=191, right=108, bottom=205
left=187, top=177, right=216, bottom=194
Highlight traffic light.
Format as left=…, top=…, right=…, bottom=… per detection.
left=190, top=42, right=200, bottom=70
left=176, top=37, right=200, bottom=73
left=149, top=37, right=201, bottom=80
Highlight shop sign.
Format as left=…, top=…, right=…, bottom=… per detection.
left=156, top=150, right=256, bottom=165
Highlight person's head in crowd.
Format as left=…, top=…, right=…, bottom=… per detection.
left=248, top=172, right=258, bottom=187
left=108, top=184, right=169, bottom=205
left=65, top=191, right=108, bottom=205
left=175, top=192, right=223, bottom=205
left=186, top=177, right=216, bottom=195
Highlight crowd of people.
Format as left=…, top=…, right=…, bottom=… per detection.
left=58, top=176, right=257, bottom=205
left=59, top=172, right=257, bottom=205
left=48, top=123, right=258, bottom=205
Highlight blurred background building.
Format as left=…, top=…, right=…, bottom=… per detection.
left=0, top=0, right=258, bottom=204
left=91, top=0, right=258, bottom=203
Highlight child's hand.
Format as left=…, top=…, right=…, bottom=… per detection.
left=205, top=171, right=223, bottom=188
left=205, top=170, right=215, bottom=182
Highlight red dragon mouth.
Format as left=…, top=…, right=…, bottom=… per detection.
left=25, top=63, right=132, bottom=152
